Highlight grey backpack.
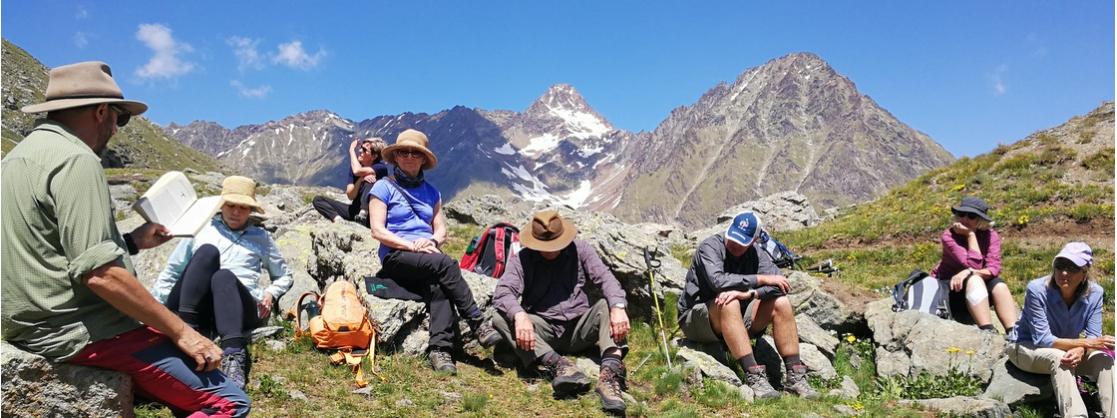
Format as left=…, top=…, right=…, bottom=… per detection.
left=891, top=270, right=952, bottom=319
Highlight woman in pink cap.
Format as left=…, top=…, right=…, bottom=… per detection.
left=1007, top=242, right=1113, bottom=418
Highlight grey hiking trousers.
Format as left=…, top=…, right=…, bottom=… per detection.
left=492, top=299, right=625, bottom=366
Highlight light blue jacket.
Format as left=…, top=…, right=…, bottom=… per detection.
left=151, top=216, right=294, bottom=304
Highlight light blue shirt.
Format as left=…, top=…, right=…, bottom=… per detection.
left=1012, top=276, right=1104, bottom=347
left=369, top=178, right=441, bottom=262
left=151, top=216, right=294, bottom=304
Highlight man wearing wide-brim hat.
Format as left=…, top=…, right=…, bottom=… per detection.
left=1, top=61, right=250, bottom=416
left=491, top=210, right=632, bottom=415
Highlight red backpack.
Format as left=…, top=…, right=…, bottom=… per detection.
left=459, top=222, right=520, bottom=278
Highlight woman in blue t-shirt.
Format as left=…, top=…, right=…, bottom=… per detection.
left=368, top=129, right=501, bottom=374
left=1007, top=242, right=1113, bottom=418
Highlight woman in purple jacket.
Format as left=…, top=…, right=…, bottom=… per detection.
left=930, top=196, right=1016, bottom=333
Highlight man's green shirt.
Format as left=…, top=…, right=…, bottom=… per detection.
left=1, top=120, right=139, bottom=361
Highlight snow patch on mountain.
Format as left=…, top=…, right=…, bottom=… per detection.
left=521, top=133, right=561, bottom=156
left=494, top=143, right=516, bottom=155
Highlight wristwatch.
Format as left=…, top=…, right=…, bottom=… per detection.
left=612, top=303, right=626, bottom=310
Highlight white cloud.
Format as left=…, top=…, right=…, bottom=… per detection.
left=991, top=64, right=1008, bottom=96
left=231, top=80, right=272, bottom=98
left=227, top=36, right=264, bottom=71
left=75, top=6, right=88, bottom=20
left=73, top=32, right=89, bottom=49
left=272, top=40, right=325, bottom=70
left=134, top=23, right=195, bottom=80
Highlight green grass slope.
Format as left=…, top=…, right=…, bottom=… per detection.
left=783, top=102, right=1115, bottom=331
left=1, top=38, right=222, bottom=172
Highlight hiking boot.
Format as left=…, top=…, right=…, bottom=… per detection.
left=428, top=349, right=457, bottom=375
left=546, top=356, right=591, bottom=397
left=744, top=365, right=780, bottom=399
left=220, top=348, right=249, bottom=390
left=596, top=363, right=628, bottom=415
left=471, top=318, right=502, bottom=349
left=783, top=364, right=820, bottom=399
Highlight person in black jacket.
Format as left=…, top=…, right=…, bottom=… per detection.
left=677, top=211, right=818, bottom=399
left=312, top=137, right=389, bottom=224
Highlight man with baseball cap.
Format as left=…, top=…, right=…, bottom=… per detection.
left=677, top=211, right=819, bottom=399
left=2, top=62, right=249, bottom=415
left=491, top=210, right=631, bottom=414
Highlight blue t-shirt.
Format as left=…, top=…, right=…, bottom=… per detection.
left=369, top=178, right=441, bottom=261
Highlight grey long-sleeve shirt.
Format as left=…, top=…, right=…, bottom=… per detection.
left=677, top=233, right=783, bottom=320
left=493, top=239, right=627, bottom=324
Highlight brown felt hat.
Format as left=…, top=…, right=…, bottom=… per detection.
left=21, top=61, right=148, bottom=115
left=520, top=210, right=577, bottom=252
left=221, top=176, right=265, bottom=214
left=383, top=129, right=437, bottom=170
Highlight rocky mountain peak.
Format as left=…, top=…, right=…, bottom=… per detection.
left=521, top=83, right=613, bottom=141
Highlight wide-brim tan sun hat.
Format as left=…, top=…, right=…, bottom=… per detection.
left=221, top=176, right=265, bottom=214
left=520, top=210, right=577, bottom=252
left=21, top=61, right=147, bottom=115
left=382, top=129, right=438, bottom=170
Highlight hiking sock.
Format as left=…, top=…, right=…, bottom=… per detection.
left=464, top=306, right=483, bottom=322
left=736, top=354, right=758, bottom=371
left=782, top=354, right=803, bottom=369
left=602, top=349, right=624, bottom=363
left=220, top=337, right=248, bottom=350
left=978, top=324, right=996, bottom=331
left=601, top=356, right=623, bottom=372
left=540, top=351, right=563, bottom=368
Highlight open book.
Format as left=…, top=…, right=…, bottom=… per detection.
left=132, top=171, right=223, bottom=237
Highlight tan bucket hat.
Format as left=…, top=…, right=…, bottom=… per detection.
left=382, top=129, right=438, bottom=170
left=21, top=61, right=147, bottom=115
left=221, top=176, right=265, bottom=214
left=520, top=210, right=577, bottom=252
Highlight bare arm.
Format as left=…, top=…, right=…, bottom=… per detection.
left=431, top=201, right=447, bottom=246
left=83, top=263, right=222, bottom=372
left=369, top=198, right=416, bottom=251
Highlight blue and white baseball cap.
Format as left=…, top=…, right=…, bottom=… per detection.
left=726, top=211, right=762, bottom=246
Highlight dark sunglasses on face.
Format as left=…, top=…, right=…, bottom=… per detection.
left=109, top=104, right=131, bottom=127
left=1054, top=259, right=1084, bottom=273
left=952, top=211, right=979, bottom=220
left=396, top=149, right=424, bottom=159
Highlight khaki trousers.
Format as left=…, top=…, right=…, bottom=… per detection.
left=1007, top=342, right=1113, bottom=418
left=492, top=299, right=623, bottom=367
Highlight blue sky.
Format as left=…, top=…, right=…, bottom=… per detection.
left=3, top=1, right=1113, bottom=157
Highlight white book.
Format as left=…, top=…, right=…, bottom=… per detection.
left=131, top=171, right=222, bottom=237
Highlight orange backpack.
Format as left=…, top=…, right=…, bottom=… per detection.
left=292, top=280, right=378, bottom=387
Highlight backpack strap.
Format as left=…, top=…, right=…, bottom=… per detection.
left=492, top=227, right=507, bottom=278
left=891, top=270, right=928, bottom=312
left=327, top=328, right=381, bottom=388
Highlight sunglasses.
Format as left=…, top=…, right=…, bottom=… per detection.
left=952, top=211, right=980, bottom=220
left=109, top=104, right=131, bottom=127
left=396, top=149, right=424, bottom=159
left=1054, top=259, right=1085, bottom=273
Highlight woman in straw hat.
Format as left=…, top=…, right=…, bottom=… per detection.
left=369, top=129, right=501, bottom=374
left=151, top=176, right=294, bottom=389
left=930, top=195, right=1016, bottom=333
left=1007, top=242, right=1112, bottom=418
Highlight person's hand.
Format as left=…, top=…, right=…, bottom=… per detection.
left=714, top=290, right=753, bottom=307
left=757, top=275, right=791, bottom=294
left=514, top=312, right=535, bottom=351
left=950, top=222, right=972, bottom=236
left=258, top=292, right=274, bottom=319
left=609, top=307, right=630, bottom=343
left=130, top=223, right=172, bottom=250
left=1061, top=347, right=1085, bottom=368
left=173, top=326, right=223, bottom=372
left=412, top=238, right=441, bottom=254
left=1084, top=336, right=1115, bottom=350
left=950, top=269, right=972, bottom=292
left=362, top=174, right=376, bottom=184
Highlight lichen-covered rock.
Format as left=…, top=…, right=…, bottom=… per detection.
left=2, top=342, right=132, bottom=417
left=981, top=357, right=1053, bottom=406
left=795, top=315, right=839, bottom=358
left=901, top=396, right=1012, bottom=418
left=865, top=298, right=1005, bottom=383
left=673, top=339, right=741, bottom=386
left=715, top=191, right=822, bottom=233
left=786, top=271, right=859, bottom=332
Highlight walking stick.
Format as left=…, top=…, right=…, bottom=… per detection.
left=643, top=247, right=672, bottom=368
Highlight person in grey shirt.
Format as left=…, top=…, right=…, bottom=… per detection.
left=678, top=211, right=818, bottom=400
left=492, top=210, right=630, bottom=415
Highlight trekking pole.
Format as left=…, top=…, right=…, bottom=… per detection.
left=643, top=247, right=672, bottom=369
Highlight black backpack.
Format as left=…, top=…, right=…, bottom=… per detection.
left=756, top=229, right=802, bottom=269
left=458, top=222, right=520, bottom=278
left=891, top=269, right=952, bottom=319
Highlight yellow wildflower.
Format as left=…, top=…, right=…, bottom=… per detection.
left=946, top=346, right=961, bottom=354
left=846, top=335, right=857, bottom=343
left=966, top=349, right=976, bottom=356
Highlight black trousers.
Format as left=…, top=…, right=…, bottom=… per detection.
left=164, top=244, right=259, bottom=350
left=312, top=181, right=374, bottom=223
left=379, top=250, right=481, bottom=351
